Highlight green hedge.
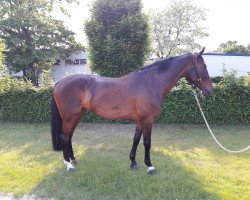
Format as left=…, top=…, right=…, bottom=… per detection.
left=0, top=89, right=51, bottom=123
left=0, top=87, right=249, bottom=124
left=157, top=87, right=250, bottom=124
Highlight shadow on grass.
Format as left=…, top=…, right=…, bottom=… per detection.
left=0, top=123, right=221, bottom=200
left=31, top=139, right=220, bottom=199
left=31, top=150, right=219, bottom=200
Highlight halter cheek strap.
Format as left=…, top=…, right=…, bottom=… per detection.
left=187, top=54, right=208, bottom=85
left=187, top=54, right=199, bottom=85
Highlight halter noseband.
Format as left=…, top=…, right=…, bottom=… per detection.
left=187, top=54, right=209, bottom=86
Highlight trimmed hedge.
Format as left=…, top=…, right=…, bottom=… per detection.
left=0, top=86, right=249, bottom=124
left=157, top=87, right=250, bottom=124
left=0, top=89, right=51, bottom=123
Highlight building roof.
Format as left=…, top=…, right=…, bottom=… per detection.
left=204, top=53, right=250, bottom=57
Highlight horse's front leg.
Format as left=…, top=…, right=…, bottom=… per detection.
left=143, top=121, right=157, bottom=175
left=129, top=122, right=143, bottom=170
left=68, top=135, right=77, bottom=165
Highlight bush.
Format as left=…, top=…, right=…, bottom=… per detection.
left=245, top=73, right=250, bottom=87
left=0, top=85, right=249, bottom=124
left=157, top=86, right=250, bottom=124
left=0, top=88, right=51, bottom=122
left=1, top=67, right=249, bottom=124
left=0, top=73, right=34, bottom=92
left=218, top=67, right=245, bottom=88
left=211, top=76, right=222, bottom=84
left=0, top=40, right=4, bottom=70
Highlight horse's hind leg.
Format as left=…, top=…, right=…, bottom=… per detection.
left=62, top=115, right=82, bottom=172
left=129, top=122, right=143, bottom=170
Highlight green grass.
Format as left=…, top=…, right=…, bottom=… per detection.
left=0, top=122, right=249, bottom=200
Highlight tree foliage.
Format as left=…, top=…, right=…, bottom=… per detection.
left=150, top=0, right=208, bottom=58
left=39, top=69, right=54, bottom=87
left=216, top=41, right=250, bottom=54
left=0, top=40, right=7, bottom=92
left=245, top=73, right=250, bottom=87
left=217, top=66, right=246, bottom=89
left=0, top=40, right=3, bottom=72
left=85, top=0, right=150, bottom=77
left=0, top=0, right=84, bottom=85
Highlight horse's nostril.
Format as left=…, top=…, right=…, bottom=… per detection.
left=203, top=88, right=212, bottom=96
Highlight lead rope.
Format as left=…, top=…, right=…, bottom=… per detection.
left=193, top=91, right=250, bottom=153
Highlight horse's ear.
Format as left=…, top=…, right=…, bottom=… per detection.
left=198, top=47, right=206, bottom=56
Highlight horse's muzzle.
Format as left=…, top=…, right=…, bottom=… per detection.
left=202, top=88, right=213, bottom=96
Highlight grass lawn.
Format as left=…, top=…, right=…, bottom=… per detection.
left=0, top=122, right=249, bottom=200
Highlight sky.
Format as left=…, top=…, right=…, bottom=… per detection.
left=62, top=0, right=250, bottom=52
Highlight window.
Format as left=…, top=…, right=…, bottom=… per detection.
left=65, top=59, right=73, bottom=65
left=80, top=59, right=87, bottom=65
left=73, top=59, right=79, bottom=65
left=65, top=59, right=87, bottom=65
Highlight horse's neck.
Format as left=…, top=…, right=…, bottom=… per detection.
left=158, top=56, right=190, bottom=96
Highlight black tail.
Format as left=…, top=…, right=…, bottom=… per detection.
left=51, top=93, right=62, bottom=151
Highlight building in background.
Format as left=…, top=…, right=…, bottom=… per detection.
left=203, top=53, right=250, bottom=77
left=3, top=52, right=250, bottom=82
left=52, top=51, right=91, bottom=82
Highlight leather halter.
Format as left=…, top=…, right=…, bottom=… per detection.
left=187, top=54, right=209, bottom=86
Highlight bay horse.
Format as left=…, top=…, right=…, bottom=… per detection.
left=51, top=48, right=213, bottom=174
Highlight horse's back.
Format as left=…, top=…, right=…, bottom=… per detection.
left=53, top=74, right=133, bottom=118
left=53, top=73, right=162, bottom=121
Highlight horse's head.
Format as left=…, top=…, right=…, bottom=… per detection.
left=186, top=47, right=213, bottom=96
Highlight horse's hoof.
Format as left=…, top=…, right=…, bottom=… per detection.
left=71, top=160, right=78, bottom=166
left=130, top=164, right=139, bottom=170
left=148, top=166, right=157, bottom=175
left=148, top=169, right=157, bottom=175
left=67, top=168, right=75, bottom=172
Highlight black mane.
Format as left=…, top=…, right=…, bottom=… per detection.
left=137, top=57, right=172, bottom=74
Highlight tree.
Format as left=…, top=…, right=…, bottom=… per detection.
left=150, top=0, right=208, bottom=59
left=0, top=40, right=3, bottom=72
left=247, top=44, right=250, bottom=52
left=85, top=0, right=150, bottom=77
left=0, top=0, right=84, bottom=86
left=216, top=41, right=250, bottom=54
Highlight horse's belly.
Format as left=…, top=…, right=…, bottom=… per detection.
left=91, top=106, right=135, bottom=120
